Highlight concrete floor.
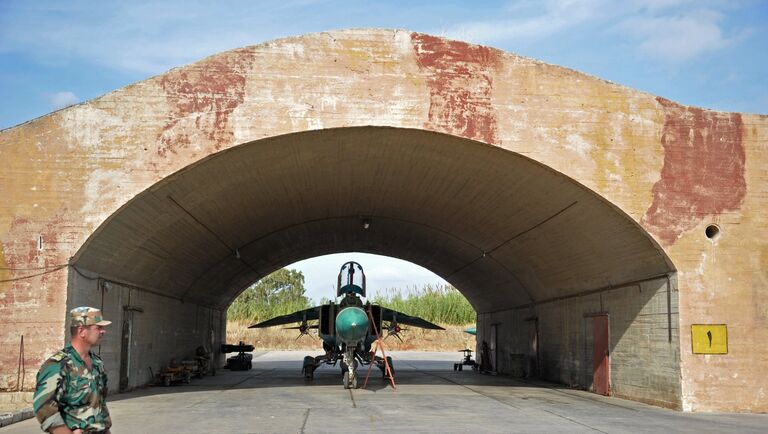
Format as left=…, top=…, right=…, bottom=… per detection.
left=3, top=351, right=766, bottom=434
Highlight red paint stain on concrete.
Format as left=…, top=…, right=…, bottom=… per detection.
left=642, top=98, right=746, bottom=246
left=157, top=48, right=256, bottom=157
left=1, top=211, right=74, bottom=391
left=3, top=213, right=69, bottom=306
left=411, top=33, right=500, bottom=144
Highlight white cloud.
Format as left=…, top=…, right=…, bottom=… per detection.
left=0, top=1, right=300, bottom=75
left=440, top=0, right=746, bottom=65
left=618, top=9, right=738, bottom=63
left=365, top=264, right=410, bottom=282
left=443, top=0, right=611, bottom=43
left=49, top=91, right=79, bottom=109
left=630, top=0, right=696, bottom=12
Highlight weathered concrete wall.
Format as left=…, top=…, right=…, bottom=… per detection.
left=478, top=276, right=680, bottom=408
left=66, top=269, right=224, bottom=392
left=1, top=29, right=766, bottom=411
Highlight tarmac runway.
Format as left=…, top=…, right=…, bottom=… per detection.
left=3, top=351, right=766, bottom=433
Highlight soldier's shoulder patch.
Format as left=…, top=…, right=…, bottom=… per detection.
left=48, top=350, right=69, bottom=363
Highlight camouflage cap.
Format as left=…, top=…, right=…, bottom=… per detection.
left=70, top=307, right=112, bottom=328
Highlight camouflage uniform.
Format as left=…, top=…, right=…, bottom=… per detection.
left=33, top=307, right=112, bottom=433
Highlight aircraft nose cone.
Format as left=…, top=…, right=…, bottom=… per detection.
left=335, top=307, right=369, bottom=344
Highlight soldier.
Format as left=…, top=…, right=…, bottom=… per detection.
left=33, top=307, right=113, bottom=434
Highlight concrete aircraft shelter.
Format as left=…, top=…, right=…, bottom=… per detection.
left=1, top=29, right=766, bottom=413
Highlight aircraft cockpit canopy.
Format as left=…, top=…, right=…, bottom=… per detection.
left=337, top=261, right=366, bottom=298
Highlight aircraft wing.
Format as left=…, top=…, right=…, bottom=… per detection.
left=248, top=306, right=319, bottom=328
left=381, top=308, right=445, bottom=330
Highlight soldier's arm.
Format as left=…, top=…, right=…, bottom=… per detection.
left=33, top=358, right=68, bottom=433
left=100, top=364, right=112, bottom=429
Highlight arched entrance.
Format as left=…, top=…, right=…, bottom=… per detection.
left=68, top=126, right=678, bottom=406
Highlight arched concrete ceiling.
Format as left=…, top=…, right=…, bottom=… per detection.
left=72, top=127, right=674, bottom=312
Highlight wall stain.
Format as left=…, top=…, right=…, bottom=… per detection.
left=1, top=209, right=69, bottom=391
left=3, top=212, right=68, bottom=307
left=157, top=48, right=256, bottom=157
left=410, top=33, right=500, bottom=144
left=755, top=245, right=768, bottom=325
left=642, top=98, right=746, bottom=246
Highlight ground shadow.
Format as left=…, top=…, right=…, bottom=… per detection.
left=109, top=354, right=591, bottom=402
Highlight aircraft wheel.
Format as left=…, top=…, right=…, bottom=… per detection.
left=343, top=371, right=351, bottom=389
left=302, top=356, right=315, bottom=380
left=351, top=373, right=358, bottom=389
left=458, top=364, right=463, bottom=371
left=383, top=356, right=394, bottom=378
left=303, top=366, right=314, bottom=380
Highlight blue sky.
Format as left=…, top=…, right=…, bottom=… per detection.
left=1, top=0, right=766, bottom=302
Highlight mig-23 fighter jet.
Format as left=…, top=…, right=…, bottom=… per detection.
left=249, top=261, right=444, bottom=389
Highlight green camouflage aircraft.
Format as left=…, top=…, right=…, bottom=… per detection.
left=249, top=261, right=444, bottom=389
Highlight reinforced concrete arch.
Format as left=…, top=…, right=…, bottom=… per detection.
left=70, top=127, right=676, bottom=312
left=68, top=126, right=680, bottom=405
left=2, top=29, right=766, bottom=412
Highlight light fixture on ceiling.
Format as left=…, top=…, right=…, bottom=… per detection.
left=361, top=218, right=371, bottom=230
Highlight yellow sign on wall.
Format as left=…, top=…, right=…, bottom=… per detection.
left=691, top=324, right=728, bottom=354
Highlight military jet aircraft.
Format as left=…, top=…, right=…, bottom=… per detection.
left=249, top=261, right=444, bottom=389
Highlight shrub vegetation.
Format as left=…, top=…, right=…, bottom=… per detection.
left=371, top=284, right=475, bottom=325
left=228, top=269, right=475, bottom=326
left=228, top=268, right=311, bottom=323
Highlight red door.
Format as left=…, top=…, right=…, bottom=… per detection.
left=592, top=315, right=610, bottom=395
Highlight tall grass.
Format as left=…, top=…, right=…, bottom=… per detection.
left=371, top=284, right=475, bottom=325
left=228, top=279, right=475, bottom=327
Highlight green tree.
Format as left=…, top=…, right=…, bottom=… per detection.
left=228, top=268, right=310, bottom=322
